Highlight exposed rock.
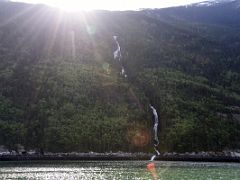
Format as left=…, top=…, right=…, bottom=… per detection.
left=228, top=106, right=240, bottom=113
left=0, top=151, right=239, bottom=162
left=189, top=152, right=196, bottom=156
left=230, top=152, right=240, bottom=157
left=0, top=145, right=10, bottom=155
left=232, top=114, right=240, bottom=122
left=216, top=112, right=228, bottom=118
left=16, top=144, right=26, bottom=154
left=27, top=150, right=37, bottom=155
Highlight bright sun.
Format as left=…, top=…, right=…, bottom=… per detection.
left=51, top=0, right=116, bottom=11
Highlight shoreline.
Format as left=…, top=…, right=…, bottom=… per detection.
left=0, top=152, right=239, bottom=162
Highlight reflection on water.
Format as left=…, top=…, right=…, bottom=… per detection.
left=0, top=161, right=240, bottom=180
left=147, top=162, right=158, bottom=180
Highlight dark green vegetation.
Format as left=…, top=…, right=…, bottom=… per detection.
left=0, top=0, right=240, bottom=153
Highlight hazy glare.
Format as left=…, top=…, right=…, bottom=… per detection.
left=11, top=0, right=212, bottom=11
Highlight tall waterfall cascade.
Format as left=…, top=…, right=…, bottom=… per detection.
left=113, top=36, right=127, bottom=78
left=112, top=36, right=160, bottom=161
left=149, top=105, right=160, bottom=161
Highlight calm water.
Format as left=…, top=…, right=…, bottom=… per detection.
left=0, top=161, right=239, bottom=180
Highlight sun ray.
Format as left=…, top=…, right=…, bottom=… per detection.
left=15, top=8, right=52, bottom=53
left=0, top=4, right=36, bottom=28
left=44, top=10, right=63, bottom=57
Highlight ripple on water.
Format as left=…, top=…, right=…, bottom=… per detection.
left=0, top=161, right=239, bottom=180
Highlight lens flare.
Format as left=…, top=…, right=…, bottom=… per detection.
left=127, top=128, right=150, bottom=147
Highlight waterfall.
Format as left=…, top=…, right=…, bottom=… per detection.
left=112, top=36, right=160, bottom=161
left=149, top=104, right=160, bottom=161
left=121, top=66, right=127, bottom=78
left=113, top=36, right=127, bottom=78
left=113, top=36, right=122, bottom=61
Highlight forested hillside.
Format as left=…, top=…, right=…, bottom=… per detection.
left=0, top=0, right=240, bottom=153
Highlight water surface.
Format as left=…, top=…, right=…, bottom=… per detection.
left=0, top=161, right=239, bottom=179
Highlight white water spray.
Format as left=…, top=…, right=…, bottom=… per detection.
left=150, top=104, right=160, bottom=161
left=113, top=36, right=122, bottom=61
left=121, top=66, right=127, bottom=78
left=121, top=66, right=125, bottom=75
left=113, top=36, right=127, bottom=78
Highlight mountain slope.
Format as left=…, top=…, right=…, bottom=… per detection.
left=0, top=0, right=240, bottom=153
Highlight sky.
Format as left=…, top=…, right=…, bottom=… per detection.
left=11, top=0, right=210, bottom=11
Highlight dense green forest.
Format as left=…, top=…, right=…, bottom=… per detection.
left=0, top=0, right=240, bottom=153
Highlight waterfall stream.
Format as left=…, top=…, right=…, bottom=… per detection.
left=149, top=105, right=160, bottom=161
left=113, top=36, right=122, bottom=61
left=113, top=36, right=127, bottom=78
left=112, top=36, right=159, bottom=161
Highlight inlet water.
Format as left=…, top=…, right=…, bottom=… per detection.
left=0, top=161, right=239, bottom=180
